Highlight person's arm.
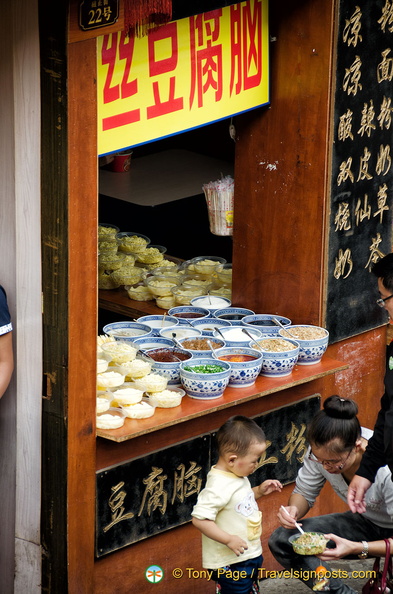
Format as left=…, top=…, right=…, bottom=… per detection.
left=191, top=517, right=248, bottom=556
left=0, top=331, right=13, bottom=398
left=252, top=479, right=282, bottom=499
left=347, top=476, right=372, bottom=514
left=318, top=533, right=393, bottom=560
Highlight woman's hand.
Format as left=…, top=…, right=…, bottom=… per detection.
left=277, top=505, right=301, bottom=529
left=317, top=533, right=357, bottom=560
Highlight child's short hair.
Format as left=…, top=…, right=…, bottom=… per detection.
left=216, top=415, right=266, bottom=457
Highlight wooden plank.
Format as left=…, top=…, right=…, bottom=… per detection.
left=232, top=0, right=335, bottom=326
left=97, top=356, right=348, bottom=441
left=67, top=37, right=97, bottom=593
left=40, top=0, right=69, bottom=589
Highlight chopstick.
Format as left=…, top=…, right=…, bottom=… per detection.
left=280, top=505, right=305, bottom=534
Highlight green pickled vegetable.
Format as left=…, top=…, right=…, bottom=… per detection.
left=183, top=364, right=226, bottom=374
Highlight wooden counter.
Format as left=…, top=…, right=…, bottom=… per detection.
left=97, top=357, right=348, bottom=442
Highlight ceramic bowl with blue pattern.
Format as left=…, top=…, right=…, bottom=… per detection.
left=213, top=325, right=262, bottom=347
left=168, top=305, right=210, bottom=324
left=190, top=317, right=231, bottom=336
left=177, top=336, right=226, bottom=358
left=278, top=325, right=329, bottom=365
left=241, top=314, right=292, bottom=335
left=213, top=307, right=255, bottom=324
left=144, top=348, right=193, bottom=386
left=254, top=337, right=300, bottom=377
left=214, top=347, right=263, bottom=388
left=132, top=336, right=175, bottom=350
left=103, top=321, right=153, bottom=343
left=136, top=314, right=179, bottom=336
left=179, top=358, right=231, bottom=399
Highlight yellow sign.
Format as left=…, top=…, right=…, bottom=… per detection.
left=97, top=0, right=269, bottom=155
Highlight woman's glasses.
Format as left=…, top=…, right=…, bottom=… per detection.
left=308, top=449, right=353, bottom=469
left=376, top=294, right=393, bottom=308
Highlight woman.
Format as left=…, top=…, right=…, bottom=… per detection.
left=268, top=395, right=393, bottom=594
left=0, top=285, right=13, bottom=398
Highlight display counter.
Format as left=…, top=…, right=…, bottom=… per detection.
left=97, top=356, right=348, bottom=442
left=95, top=288, right=349, bottom=592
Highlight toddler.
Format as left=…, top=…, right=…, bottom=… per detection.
left=192, top=415, right=282, bottom=593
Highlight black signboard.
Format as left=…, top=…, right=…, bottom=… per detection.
left=326, top=0, right=393, bottom=343
left=79, top=0, right=119, bottom=31
left=96, top=395, right=320, bottom=557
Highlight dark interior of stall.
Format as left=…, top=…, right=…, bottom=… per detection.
left=98, top=117, right=237, bottom=330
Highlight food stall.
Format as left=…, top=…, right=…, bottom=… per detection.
left=39, top=0, right=389, bottom=591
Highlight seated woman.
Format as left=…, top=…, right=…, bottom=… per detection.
left=268, top=395, right=393, bottom=594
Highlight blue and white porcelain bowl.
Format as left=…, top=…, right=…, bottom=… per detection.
left=278, top=325, right=329, bottom=365
left=190, top=317, right=231, bottom=336
left=159, top=325, right=202, bottom=341
left=190, top=295, right=232, bottom=314
left=136, top=314, right=179, bottom=336
left=132, top=336, right=175, bottom=350
left=103, top=321, right=153, bottom=343
left=177, top=336, right=226, bottom=358
left=145, top=348, right=193, bottom=386
left=168, top=305, right=210, bottom=324
left=213, top=325, right=262, bottom=347
left=214, top=347, right=263, bottom=388
left=241, top=314, right=292, bottom=335
left=179, top=358, right=231, bottom=400
left=254, top=337, right=300, bottom=377
left=213, top=307, right=255, bottom=324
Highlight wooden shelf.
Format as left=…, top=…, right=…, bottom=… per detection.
left=99, top=288, right=165, bottom=319
left=97, top=357, right=348, bottom=442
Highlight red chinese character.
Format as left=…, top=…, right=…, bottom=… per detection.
left=146, top=22, right=184, bottom=119
left=189, top=10, right=223, bottom=108
left=230, top=0, right=262, bottom=95
left=101, top=32, right=140, bottom=130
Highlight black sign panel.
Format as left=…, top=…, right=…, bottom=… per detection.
left=79, top=0, right=119, bottom=31
left=96, top=395, right=320, bottom=557
left=96, top=435, right=211, bottom=557
left=327, top=0, right=393, bottom=343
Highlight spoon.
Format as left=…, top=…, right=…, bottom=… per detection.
left=241, top=328, right=262, bottom=350
left=272, top=317, right=297, bottom=340
left=280, top=505, right=305, bottom=534
left=214, top=326, right=226, bottom=341
left=207, top=339, right=219, bottom=359
left=137, top=348, right=155, bottom=362
left=171, top=332, right=184, bottom=350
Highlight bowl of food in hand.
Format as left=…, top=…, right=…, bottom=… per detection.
left=289, top=532, right=328, bottom=555
left=278, top=325, right=329, bottom=365
left=215, top=347, right=264, bottom=388
left=213, top=325, right=262, bottom=348
left=179, top=358, right=231, bottom=400
left=253, top=337, right=300, bottom=377
left=241, top=314, right=292, bottom=335
left=177, top=336, right=225, bottom=358
left=213, top=307, right=255, bottom=324
left=143, top=347, right=193, bottom=386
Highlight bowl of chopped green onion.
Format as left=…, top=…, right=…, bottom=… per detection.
left=179, top=358, right=231, bottom=400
